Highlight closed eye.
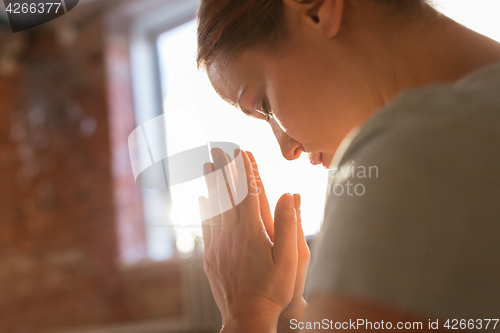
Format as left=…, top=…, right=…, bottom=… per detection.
left=260, top=99, right=273, bottom=121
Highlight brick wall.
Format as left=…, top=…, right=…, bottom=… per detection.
left=0, top=6, right=187, bottom=333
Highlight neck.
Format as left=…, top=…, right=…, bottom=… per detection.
left=359, top=5, right=500, bottom=107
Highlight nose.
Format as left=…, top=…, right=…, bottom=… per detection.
left=269, top=118, right=303, bottom=161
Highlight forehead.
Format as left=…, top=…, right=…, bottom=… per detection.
left=206, top=51, right=266, bottom=105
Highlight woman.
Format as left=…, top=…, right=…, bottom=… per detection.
left=197, top=0, right=500, bottom=332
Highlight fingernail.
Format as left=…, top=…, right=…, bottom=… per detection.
left=283, top=193, right=295, bottom=208
left=294, top=193, right=301, bottom=208
left=203, top=163, right=212, bottom=175
left=234, top=149, right=241, bottom=157
left=211, top=147, right=223, bottom=155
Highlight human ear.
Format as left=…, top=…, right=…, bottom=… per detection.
left=282, top=0, right=345, bottom=39
left=316, top=0, right=344, bottom=38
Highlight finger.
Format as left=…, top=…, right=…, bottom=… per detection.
left=293, top=193, right=309, bottom=262
left=198, top=196, right=211, bottom=252
left=293, top=194, right=304, bottom=248
left=203, top=162, right=221, bottom=237
left=224, top=152, right=238, bottom=203
left=236, top=150, right=261, bottom=225
left=293, top=193, right=310, bottom=287
left=273, top=193, right=298, bottom=268
left=211, top=148, right=238, bottom=228
left=294, top=193, right=302, bottom=241
left=247, top=151, right=274, bottom=242
left=229, top=148, right=248, bottom=207
left=211, top=148, right=233, bottom=206
left=293, top=193, right=301, bottom=211
left=226, top=152, right=240, bottom=200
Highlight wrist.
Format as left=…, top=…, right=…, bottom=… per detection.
left=221, top=296, right=283, bottom=333
left=278, top=299, right=308, bottom=333
left=280, top=298, right=308, bottom=320
left=221, top=314, right=278, bottom=333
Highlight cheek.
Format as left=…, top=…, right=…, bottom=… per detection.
left=266, top=66, right=329, bottom=144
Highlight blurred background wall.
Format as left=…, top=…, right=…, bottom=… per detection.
left=0, top=1, right=218, bottom=332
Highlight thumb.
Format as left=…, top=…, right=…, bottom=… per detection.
left=273, top=193, right=298, bottom=266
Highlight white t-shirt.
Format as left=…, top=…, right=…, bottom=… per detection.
left=306, top=62, right=500, bottom=322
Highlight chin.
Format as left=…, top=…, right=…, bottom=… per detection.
left=321, top=154, right=334, bottom=169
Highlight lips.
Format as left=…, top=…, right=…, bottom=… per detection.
left=308, top=152, right=322, bottom=165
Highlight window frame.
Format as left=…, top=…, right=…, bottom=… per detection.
left=128, top=0, right=201, bottom=262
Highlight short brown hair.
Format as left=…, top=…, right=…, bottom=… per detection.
left=196, top=0, right=424, bottom=68
left=196, top=0, right=288, bottom=68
